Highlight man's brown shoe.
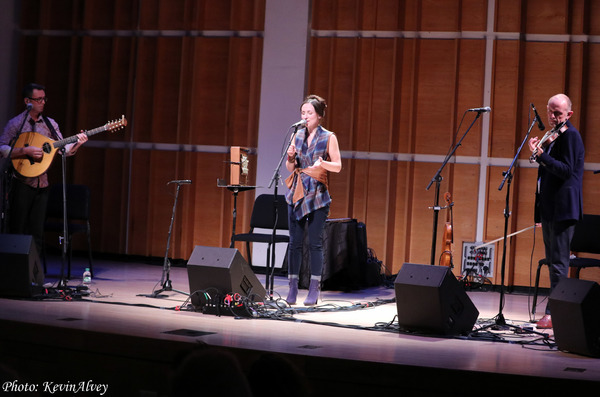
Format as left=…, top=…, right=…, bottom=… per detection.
left=536, top=314, right=552, bottom=329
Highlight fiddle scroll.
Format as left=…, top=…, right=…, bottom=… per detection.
left=439, top=192, right=454, bottom=268
left=529, top=120, right=567, bottom=162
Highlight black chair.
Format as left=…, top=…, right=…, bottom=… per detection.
left=43, top=184, right=94, bottom=279
left=532, top=214, right=600, bottom=315
left=231, top=194, right=290, bottom=271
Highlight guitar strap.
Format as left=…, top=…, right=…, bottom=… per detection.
left=42, top=115, right=61, bottom=141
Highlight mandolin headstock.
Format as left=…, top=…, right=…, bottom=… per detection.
left=106, top=115, right=128, bottom=133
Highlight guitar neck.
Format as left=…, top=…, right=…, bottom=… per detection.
left=54, top=125, right=108, bottom=149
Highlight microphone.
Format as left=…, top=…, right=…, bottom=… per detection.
left=167, top=179, right=191, bottom=185
left=26, top=103, right=33, bottom=111
left=291, top=119, right=307, bottom=127
left=531, top=103, right=545, bottom=131
left=467, top=106, right=491, bottom=113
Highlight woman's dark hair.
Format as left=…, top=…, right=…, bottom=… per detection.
left=301, top=94, right=327, bottom=118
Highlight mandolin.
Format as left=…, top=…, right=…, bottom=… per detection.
left=439, top=192, right=454, bottom=268
left=11, top=115, right=127, bottom=178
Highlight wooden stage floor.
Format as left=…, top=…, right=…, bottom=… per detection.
left=0, top=254, right=599, bottom=396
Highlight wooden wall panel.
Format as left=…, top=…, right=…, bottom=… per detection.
left=388, top=162, right=411, bottom=272
left=13, top=0, right=600, bottom=287
left=396, top=39, right=418, bottom=155
left=420, top=1, right=461, bottom=31
left=582, top=45, right=600, bottom=160
left=456, top=39, right=486, bottom=156
left=16, top=0, right=264, bottom=260
left=524, top=0, right=570, bottom=34
left=490, top=40, right=522, bottom=158
left=413, top=40, right=460, bottom=155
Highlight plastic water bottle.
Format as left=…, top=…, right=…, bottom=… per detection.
left=83, top=268, right=92, bottom=286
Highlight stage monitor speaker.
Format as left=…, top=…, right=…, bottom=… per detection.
left=394, top=263, right=479, bottom=336
left=187, top=246, right=267, bottom=305
left=549, top=278, right=600, bottom=357
left=0, top=234, right=44, bottom=298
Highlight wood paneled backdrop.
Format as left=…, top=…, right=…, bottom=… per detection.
left=13, top=0, right=600, bottom=288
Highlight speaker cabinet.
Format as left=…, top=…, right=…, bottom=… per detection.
left=0, top=234, right=44, bottom=297
left=187, top=246, right=267, bottom=306
left=549, top=278, right=600, bottom=357
left=394, top=263, right=479, bottom=336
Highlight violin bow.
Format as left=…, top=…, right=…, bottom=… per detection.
left=474, top=224, right=538, bottom=250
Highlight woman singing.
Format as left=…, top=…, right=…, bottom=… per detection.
left=285, top=95, right=342, bottom=305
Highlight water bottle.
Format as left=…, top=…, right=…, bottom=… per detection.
left=83, top=268, right=92, bottom=286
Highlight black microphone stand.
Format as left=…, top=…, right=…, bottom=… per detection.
left=265, top=124, right=301, bottom=298
left=426, top=110, right=483, bottom=265
left=140, top=180, right=190, bottom=298
left=56, top=148, right=72, bottom=290
left=472, top=116, right=547, bottom=338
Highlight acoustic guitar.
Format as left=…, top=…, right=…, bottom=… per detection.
left=11, top=115, right=127, bottom=178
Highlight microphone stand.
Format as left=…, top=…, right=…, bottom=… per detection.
left=55, top=146, right=89, bottom=297
left=265, top=124, right=301, bottom=297
left=426, top=110, right=483, bottom=265
left=140, top=180, right=190, bottom=298
left=472, top=117, right=548, bottom=339
left=56, top=147, right=82, bottom=294
left=56, top=148, right=71, bottom=290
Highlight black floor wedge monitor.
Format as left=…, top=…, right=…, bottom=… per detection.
left=394, top=263, right=479, bottom=336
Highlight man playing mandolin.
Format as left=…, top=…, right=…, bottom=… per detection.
left=528, top=93, right=585, bottom=329
left=0, top=83, right=87, bottom=256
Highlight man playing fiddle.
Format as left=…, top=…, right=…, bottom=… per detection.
left=528, top=93, right=585, bottom=329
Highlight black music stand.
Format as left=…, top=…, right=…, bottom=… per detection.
left=140, top=179, right=191, bottom=298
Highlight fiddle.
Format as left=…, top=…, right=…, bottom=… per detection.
left=529, top=120, right=567, bottom=162
left=439, top=192, right=454, bottom=268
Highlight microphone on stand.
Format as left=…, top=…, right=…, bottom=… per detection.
left=291, top=119, right=307, bottom=128
left=167, top=179, right=192, bottom=185
left=467, top=106, right=491, bottom=113
left=26, top=103, right=33, bottom=111
left=531, top=103, right=545, bottom=131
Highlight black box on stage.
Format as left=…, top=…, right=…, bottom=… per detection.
left=0, top=234, right=44, bottom=297
left=187, top=246, right=267, bottom=307
left=549, top=278, right=600, bottom=357
left=394, top=263, right=479, bottom=336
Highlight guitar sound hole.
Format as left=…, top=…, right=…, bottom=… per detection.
left=42, top=142, right=52, bottom=153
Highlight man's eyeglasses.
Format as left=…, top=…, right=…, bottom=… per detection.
left=28, top=97, right=48, bottom=103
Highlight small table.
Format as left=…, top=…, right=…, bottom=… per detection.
left=217, top=179, right=256, bottom=248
